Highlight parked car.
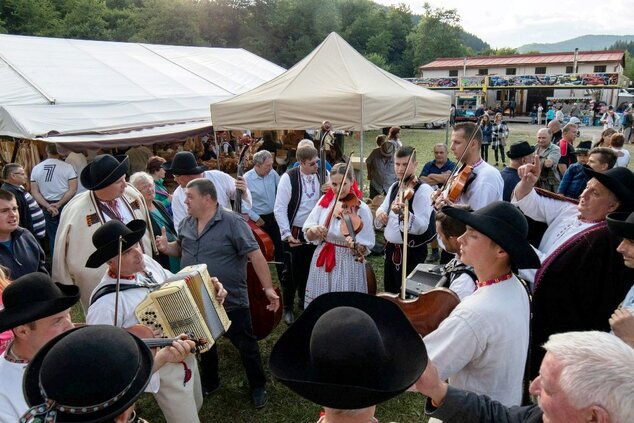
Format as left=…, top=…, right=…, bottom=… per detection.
left=407, top=119, right=448, bottom=129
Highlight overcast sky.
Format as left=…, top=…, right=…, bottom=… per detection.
left=374, top=0, right=634, bottom=48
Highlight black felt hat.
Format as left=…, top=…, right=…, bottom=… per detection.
left=575, top=141, right=593, bottom=153
left=22, top=325, right=153, bottom=423
left=80, top=154, right=129, bottom=191
left=583, top=167, right=634, bottom=212
left=506, top=140, right=535, bottom=159
left=442, top=201, right=541, bottom=269
left=162, top=151, right=206, bottom=175
left=85, top=219, right=147, bottom=268
left=0, top=273, right=79, bottom=333
left=269, top=292, right=427, bottom=409
left=607, top=211, right=634, bottom=240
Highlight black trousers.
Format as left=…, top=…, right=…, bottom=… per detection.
left=260, top=213, right=284, bottom=281
left=493, top=145, right=506, bottom=164
left=281, top=227, right=316, bottom=311
left=199, top=307, right=266, bottom=390
left=384, top=242, right=428, bottom=294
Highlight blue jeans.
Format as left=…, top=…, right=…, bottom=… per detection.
left=44, top=205, right=62, bottom=256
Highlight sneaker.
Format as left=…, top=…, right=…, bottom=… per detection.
left=252, top=387, right=268, bottom=409
left=202, top=383, right=219, bottom=397
left=283, top=310, right=295, bottom=325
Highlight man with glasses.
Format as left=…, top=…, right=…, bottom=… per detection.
left=274, top=145, right=325, bottom=324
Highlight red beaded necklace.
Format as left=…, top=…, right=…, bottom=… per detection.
left=476, top=272, right=513, bottom=289
left=107, top=270, right=136, bottom=280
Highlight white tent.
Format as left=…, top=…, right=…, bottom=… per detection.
left=0, top=34, right=285, bottom=149
left=210, top=32, right=451, bottom=131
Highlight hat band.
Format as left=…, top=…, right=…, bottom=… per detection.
left=20, top=354, right=142, bottom=423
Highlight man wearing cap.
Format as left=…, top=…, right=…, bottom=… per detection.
left=84, top=219, right=227, bottom=423
left=512, top=158, right=634, bottom=379
left=607, top=211, right=634, bottom=348
left=164, top=151, right=251, bottom=232
left=415, top=331, right=634, bottom=423
left=52, top=154, right=156, bottom=309
left=0, top=273, right=196, bottom=422
left=423, top=202, right=539, bottom=407
left=270, top=292, right=427, bottom=423
left=500, top=141, right=535, bottom=201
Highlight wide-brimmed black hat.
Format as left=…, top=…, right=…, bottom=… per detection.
left=506, top=140, right=535, bottom=159
left=0, top=273, right=79, bottom=333
left=607, top=211, right=634, bottom=240
left=575, top=141, right=593, bottom=153
left=583, top=167, right=634, bottom=212
left=85, top=219, right=147, bottom=268
left=442, top=201, right=541, bottom=269
left=80, top=154, right=129, bottom=191
left=162, top=151, right=206, bottom=175
left=270, top=292, right=427, bottom=409
left=23, top=325, right=153, bottom=423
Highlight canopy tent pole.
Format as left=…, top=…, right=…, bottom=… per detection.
left=0, top=53, right=56, bottom=105
left=359, top=130, right=365, bottom=193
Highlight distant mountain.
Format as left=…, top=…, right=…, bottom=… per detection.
left=517, top=35, right=634, bottom=53
left=461, top=31, right=490, bottom=54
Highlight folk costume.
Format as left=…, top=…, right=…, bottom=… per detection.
left=302, top=182, right=375, bottom=307
left=454, top=159, right=503, bottom=210
left=85, top=220, right=202, bottom=423
left=424, top=203, right=540, bottom=408
left=52, top=155, right=156, bottom=310
left=513, top=167, right=634, bottom=379
left=376, top=180, right=435, bottom=294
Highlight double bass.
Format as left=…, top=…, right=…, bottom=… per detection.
left=234, top=141, right=283, bottom=340
left=377, top=149, right=459, bottom=336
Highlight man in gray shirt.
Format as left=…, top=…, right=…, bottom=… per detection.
left=156, top=177, right=279, bottom=409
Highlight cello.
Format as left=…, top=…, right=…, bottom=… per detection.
left=234, top=141, right=283, bottom=340
left=377, top=149, right=459, bottom=336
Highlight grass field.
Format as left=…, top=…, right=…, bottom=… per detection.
left=77, top=123, right=633, bottom=422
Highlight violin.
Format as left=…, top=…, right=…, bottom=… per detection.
left=336, top=193, right=365, bottom=263
left=445, top=163, right=474, bottom=203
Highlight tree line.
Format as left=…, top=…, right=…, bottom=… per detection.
left=0, top=0, right=497, bottom=77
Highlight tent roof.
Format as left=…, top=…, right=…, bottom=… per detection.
left=0, top=34, right=285, bottom=145
left=211, top=32, right=450, bottom=131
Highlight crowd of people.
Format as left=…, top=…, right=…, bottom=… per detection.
left=0, top=116, right=633, bottom=423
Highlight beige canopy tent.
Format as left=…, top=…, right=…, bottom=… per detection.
left=210, top=32, right=450, bottom=186
left=210, top=32, right=450, bottom=131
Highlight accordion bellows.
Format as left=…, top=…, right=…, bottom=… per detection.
left=135, top=264, right=231, bottom=353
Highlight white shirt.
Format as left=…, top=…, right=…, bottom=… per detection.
left=172, top=170, right=252, bottom=232
left=512, top=189, right=597, bottom=285
left=424, top=276, right=530, bottom=407
left=457, top=161, right=503, bottom=210
left=86, top=255, right=172, bottom=393
left=612, top=147, right=631, bottom=168
left=0, top=351, right=29, bottom=422
left=274, top=171, right=321, bottom=240
left=375, top=182, right=434, bottom=244
left=30, top=158, right=77, bottom=201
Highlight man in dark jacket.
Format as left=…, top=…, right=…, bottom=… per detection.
left=416, top=331, right=634, bottom=423
left=1, top=164, right=45, bottom=240
left=0, top=189, right=47, bottom=279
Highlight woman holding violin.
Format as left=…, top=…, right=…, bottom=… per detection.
left=375, top=146, right=436, bottom=294
left=302, top=163, right=375, bottom=307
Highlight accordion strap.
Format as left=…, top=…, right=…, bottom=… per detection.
left=90, top=284, right=145, bottom=306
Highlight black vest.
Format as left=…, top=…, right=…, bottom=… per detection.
left=286, top=167, right=321, bottom=227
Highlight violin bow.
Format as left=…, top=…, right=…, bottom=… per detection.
left=114, top=235, right=123, bottom=327
left=398, top=148, right=416, bottom=300
left=438, top=116, right=484, bottom=194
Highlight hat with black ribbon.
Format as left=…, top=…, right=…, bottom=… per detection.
left=506, top=140, right=535, bottom=159
left=607, top=211, right=634, bottom=240
left=270, top=292, right=427, bottom=409
left=22, top=325, right=153, bottom=423
left=80, top=154, right=129, bottom=191
left=583, top=167, right=634, bottom=212
left=442, top=201, right=541, bottom=269
left=162, top=151, right=206, bottom=175
left=85, top=219, right=147, bottom=268
left=0, top=273, right=79, bottom=333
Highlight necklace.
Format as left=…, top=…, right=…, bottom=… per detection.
left=5, top=343, right=29, bottom=364
left=476, top=272, right=513, bottom=289
left=302, top=174, right=317, bottom=199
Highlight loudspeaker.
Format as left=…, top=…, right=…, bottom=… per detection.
left=405, top=263, right=444, bottom=296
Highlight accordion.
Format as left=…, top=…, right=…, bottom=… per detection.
left=135, top=264, right=231, bottom=353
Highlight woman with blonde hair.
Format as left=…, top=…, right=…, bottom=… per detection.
left=592, top=127, right=617, bottom=148
left=491, top=113, right=509, bottom=167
